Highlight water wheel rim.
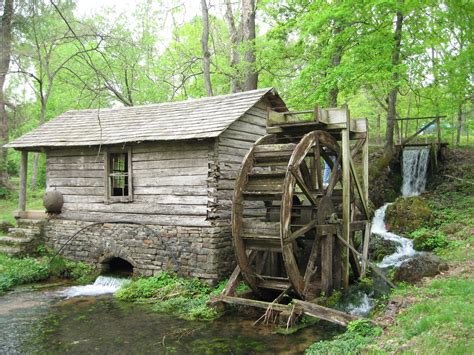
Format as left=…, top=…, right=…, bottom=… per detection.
left=280, top=130, right=341, bottom=299
left=231, top=134, right=278, bottom=295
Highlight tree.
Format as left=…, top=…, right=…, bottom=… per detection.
left=0, top=0, right=14, bottom=190
left=384, top=0, right=404, bottom=157
left=223, top=0, right=257, bottom=92
left=200, top=0, right=213, bottom=96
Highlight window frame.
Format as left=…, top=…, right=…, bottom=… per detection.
left=104, top=147, right=133, bottom=203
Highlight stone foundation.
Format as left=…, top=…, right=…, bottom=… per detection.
left=13, top=218, right=235, bottom=283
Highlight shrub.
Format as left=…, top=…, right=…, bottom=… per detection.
left=410, top=228, right=449, bottom=251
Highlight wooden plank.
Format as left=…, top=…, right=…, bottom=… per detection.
left=48, top=177, right=104, bottom=188
left=47, top=162, right=104, bottom=171
left=47, top=155, right=104, bottom=164
left=48, top=170, right=104, bottom=178
left=133, top=158, right=208, bottom=170
left=19, top=151, right=28, bottom=211
left=134, top=186, right=209, bottom=196
left=293, top=300, right=360, bottom=327
left=58, top=211, right=210, bottom=226
left=132, top=149, right=208, bottom=162
left=62, top=202, right=208, bottom=215
left=54, top=187, right=104, bottom=195
left=134, top=166, right=209, bottom=177
left=133, top=175, right=208, bottom=187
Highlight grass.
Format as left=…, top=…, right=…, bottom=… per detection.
left=305, top=146, right=474, bottom=354
left=0, top=188, right=45, bottom=226
left=116, top=273, right=249, bottom=321
left=0, top=253, right=96, bottom=294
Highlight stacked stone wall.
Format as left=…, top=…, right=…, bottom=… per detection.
left=41, top=219, right=234, bottom=283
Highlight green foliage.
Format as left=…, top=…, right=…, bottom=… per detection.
left=305, top=320, right=382, bottom=355
left=116, top=272, right=222, bottom=321
left=410, top=228, right=449, bottom=251
left=0, top=254, right=49, bottom=293
left=0, top=253, right=96, bottom=294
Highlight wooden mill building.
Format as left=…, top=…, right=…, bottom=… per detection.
left=4, top=88, right=286, bottom=280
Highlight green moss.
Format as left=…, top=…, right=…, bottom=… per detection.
left=385, top=196, right=433, bottom=235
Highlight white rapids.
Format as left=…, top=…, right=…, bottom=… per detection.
left=58, top=276, right=130, bottom=298
left=372, top=204, right=417, bottom=268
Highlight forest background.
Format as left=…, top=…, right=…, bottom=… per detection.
left=0, top=0, right=472, bottom=194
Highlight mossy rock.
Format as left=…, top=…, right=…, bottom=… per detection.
left=368, top=234, right=400, bottom=262
left=385, top=196, right=432, bottom=235
left=411, top=229, right=449, bottom=251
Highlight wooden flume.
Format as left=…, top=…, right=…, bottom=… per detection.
left=215, top=105, right=373, bottom=326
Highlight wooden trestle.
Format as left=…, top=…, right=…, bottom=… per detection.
left=214, top=105, right=372, bottom=326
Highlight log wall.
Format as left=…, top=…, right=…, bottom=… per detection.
left=46, top=140, right=213, bottom=227
left=215, top=100, right=269, bottom=220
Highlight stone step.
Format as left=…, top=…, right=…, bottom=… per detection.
left=0, top=245, right=22, bottom=256
left=0, top=236, right=33, bottom=246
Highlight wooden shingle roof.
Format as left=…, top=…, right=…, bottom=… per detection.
left=5, top=88, right=284, bottom=150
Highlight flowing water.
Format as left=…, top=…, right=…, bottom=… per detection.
left=57, top=275, right=130, bottom=298
left=347, top=147, right=431, bottom=315
left=0, top=280, right=338, bottom=354
left=401, top=147, right=430, bottom=196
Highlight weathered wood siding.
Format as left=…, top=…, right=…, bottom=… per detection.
left=214, top=100, right=269, bottom=220
left=46, top=140, right=212, bottom=226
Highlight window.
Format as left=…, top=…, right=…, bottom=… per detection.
left=105, top=148, right=133, bottom=202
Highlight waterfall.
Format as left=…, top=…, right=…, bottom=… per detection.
left=58, top=276, right=130, bottom=298
left=401, top=147, right=430, bottom=196
left=372, top=204, right=417, bottom=268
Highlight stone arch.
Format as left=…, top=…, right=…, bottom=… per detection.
left=98, top=252, right=138, bottom=276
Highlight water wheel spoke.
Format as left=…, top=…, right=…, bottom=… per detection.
left=303, top=236, right=320, bottom=295
left=291, top=169, right=318, bottom=206
left=285, top=219, right=319, bottom=244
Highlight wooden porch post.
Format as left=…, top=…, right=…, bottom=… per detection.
left=19, top=150, right=28, bottom=211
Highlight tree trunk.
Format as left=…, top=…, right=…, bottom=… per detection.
left=328, top=24, right=343, bottom=107
left=31, top=100, right=46, bottom=190
left=200, top=0, right=213, bottom=96
left=0, top=0, right=14, bottom=190
left=241, top=0, right=257, bottom=91
left=224, top=0, right=242, bottom=93
left=456, top=105, right=463, bottom=145
left=384, top=3, right=404, bottom=158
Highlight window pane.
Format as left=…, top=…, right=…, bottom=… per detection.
left=109, top=152, right=129, bottom=197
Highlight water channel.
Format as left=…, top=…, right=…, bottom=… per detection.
left=0, top=281, right=339, bottom=354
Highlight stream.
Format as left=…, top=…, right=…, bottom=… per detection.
left=0, top=281, right=338, bottom=354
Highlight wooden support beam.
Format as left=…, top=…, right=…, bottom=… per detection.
left=361, top=222, right=371, bottom=277
left=334, top=227, right=396, bottom=288
left=293, top=300, right=360, bottom=327
left=321, top=234, right=333, bottom=294
left=19, top=151, right=28, bottom=212
left=213, top=296, right=363, bottom=327
left=341, top=109, right=351, bottom=290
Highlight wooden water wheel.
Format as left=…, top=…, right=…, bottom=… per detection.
left=231, top=107, right=371, bottom=301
